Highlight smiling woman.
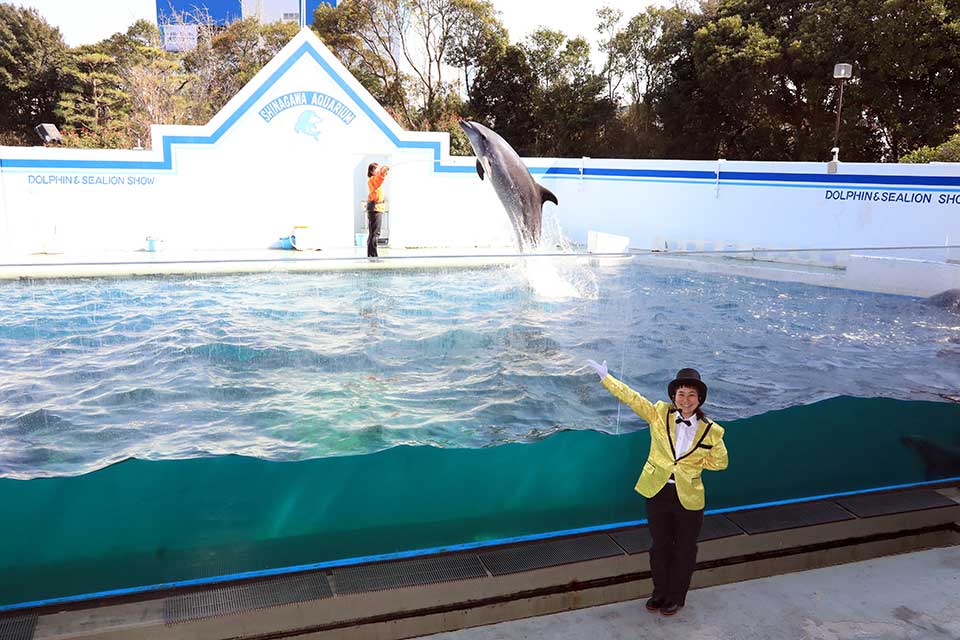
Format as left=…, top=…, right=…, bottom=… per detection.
left=586, top=361, right=727, bottom=615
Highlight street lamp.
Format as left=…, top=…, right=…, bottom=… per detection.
left=831, top=63, right=853, bottom=162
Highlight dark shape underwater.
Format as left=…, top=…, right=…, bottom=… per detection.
left=900, top=434, right=960, bottom=480
left=926, top=288, right=960, bottom=312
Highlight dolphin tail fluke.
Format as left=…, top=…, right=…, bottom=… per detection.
left=540, top=185, right=558, bottom=206
left=476, top=160, right=485, bottom=180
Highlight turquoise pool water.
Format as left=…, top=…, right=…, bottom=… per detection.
left=1, top=259, right=959, bottom=609
left=1, top=260, right=958, bottom=480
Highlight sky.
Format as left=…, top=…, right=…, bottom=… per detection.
left=10, top=0, right=666, bottom=68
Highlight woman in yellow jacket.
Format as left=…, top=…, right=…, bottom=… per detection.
left=587, top=359, right=728, bottom=617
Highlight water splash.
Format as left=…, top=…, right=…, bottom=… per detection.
left=520, top=209, right=599, bottom=301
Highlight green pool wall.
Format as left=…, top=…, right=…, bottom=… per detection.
left=1, top=395, right=957, bottom=608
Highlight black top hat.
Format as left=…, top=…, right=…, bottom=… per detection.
left=668, top=368, right=707, bottom=403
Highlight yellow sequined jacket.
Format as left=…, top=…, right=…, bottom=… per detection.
left=602, top=374, right=728, bottom=510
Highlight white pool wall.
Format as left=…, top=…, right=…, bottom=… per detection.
left=1, top=29, right=958, bottom=284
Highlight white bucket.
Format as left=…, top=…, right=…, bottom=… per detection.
left=290, top=226, right=322, bottom=250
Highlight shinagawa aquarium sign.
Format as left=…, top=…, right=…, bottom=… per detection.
left=258, top=90, right=357, bottom=143
left=259, top=91, right=357, bottom=142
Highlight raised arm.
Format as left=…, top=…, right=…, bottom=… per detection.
left=586, top=359, right=659, bottom=426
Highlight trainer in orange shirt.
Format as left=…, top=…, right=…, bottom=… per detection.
left=366, top=163, right=390, bottom=257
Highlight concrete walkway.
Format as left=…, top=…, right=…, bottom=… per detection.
left=426, top=545, right=960, bottom=640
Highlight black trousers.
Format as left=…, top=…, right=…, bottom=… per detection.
left=646, top=483, right=704, bottom=606
left=366, top=206, right=382, bottom=257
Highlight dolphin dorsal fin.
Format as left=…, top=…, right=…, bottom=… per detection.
left=476, top=160, right=485, bottom=181
left=540, top=185, right=558, bottom=206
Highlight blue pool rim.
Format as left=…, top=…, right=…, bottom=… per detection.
left=1, top=475, right=957, bottom=613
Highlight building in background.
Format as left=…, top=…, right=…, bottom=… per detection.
left=157, top=0, right=335, bottom=51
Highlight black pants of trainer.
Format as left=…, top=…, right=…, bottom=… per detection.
left=646, top=482, right=704, bottom=606
left=366, top=206, right=382, bottom=257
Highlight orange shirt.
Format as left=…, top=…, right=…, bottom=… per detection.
left=367, top=169, right=388, bottom=212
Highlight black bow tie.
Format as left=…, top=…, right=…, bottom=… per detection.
left=675, top=416, right=692, bottom=426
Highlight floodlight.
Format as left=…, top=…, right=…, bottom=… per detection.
left=34, top=123, right=62, bottom=144
left=833, top=63, right=852, bottom=80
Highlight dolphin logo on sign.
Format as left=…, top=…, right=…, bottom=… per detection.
left=295, top=111, right=324, bottom=140
left=259, top=91, right=357, bottom=141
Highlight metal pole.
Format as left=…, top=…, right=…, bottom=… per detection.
left=832, top=79, right=845, bottom=150
left=300, top=0, right=306, bottom=28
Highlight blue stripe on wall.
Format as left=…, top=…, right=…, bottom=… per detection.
left=720, top=171, right=960, bottom=187
left=2, top=38, right=958, bottom=191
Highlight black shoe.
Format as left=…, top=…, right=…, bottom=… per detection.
left=660, top=602, right=683, bottom=617
left=645, top=596, right=665, bottom=612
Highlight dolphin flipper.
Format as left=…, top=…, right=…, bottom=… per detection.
left=476, top=160, right=485, bottom=181
left=539, top=185, right=558, bottom=206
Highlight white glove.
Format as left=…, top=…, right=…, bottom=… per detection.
left=586, top=359, right=608, bottom=380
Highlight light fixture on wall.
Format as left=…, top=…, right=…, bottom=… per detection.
left=34, top=123, right=63, bottom=145
left=831, top=63, right=853, bottom=160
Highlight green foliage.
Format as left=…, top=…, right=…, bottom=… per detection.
left=646, top=0, right=960, bottom=160
left=1, top=0, right=958, bottom=160
left=314, top=0, right=501, bottom=132
left=183, top=18, right=298, bottom=122
left=0, top=3, right=69, bottom=144
left=901, top=128, right=960, bottom=163
left=313, top=0, right=415, bottom=127
left=56, top=51, right=132, bottom=148
left=444, top=0, right=506, bottom=96
left=466, top=44, right=538, bottom=154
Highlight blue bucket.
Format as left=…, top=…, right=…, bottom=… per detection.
left=278, top=236, right=295, bottom=250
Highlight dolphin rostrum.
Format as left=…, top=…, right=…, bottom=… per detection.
left=458, top=119, right=558, bottom=251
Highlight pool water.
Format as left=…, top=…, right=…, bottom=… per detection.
left=1, top=260, right=958, bottom=480
left=1, top=259, right=959, bottom=608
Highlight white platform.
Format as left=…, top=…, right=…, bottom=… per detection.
left=3, top=247, right=959, bottom=300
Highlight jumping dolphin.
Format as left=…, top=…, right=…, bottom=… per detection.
left=926, top=288, right=960, bottom=312
left=901, top=435, right=960, bottom=480
left=458, top=119, right=558, bottom=251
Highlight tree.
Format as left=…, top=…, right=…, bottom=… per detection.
left=467, top=44, right=538, bottom=154
left=314, top=0, right=415, bottom=126
left=844, top=0, right=960, bottom=159
left=901, top=127, right=960, bottom=163
left=526, top=31, right=617, bottom=156
left=523, top=29, right=568, bottom=91
left=444, top=0, right=506, bottom=96
left=183, top=17, right=298, bottom=123
left=0, top=3, right=69, bottom=145
left=314, top=0, right=489, bottom=130
left=646, top=0, right=960, bottom=161
left=107, top=22, right=194, bottom=146
left=596, top=6, right=626, bottom=102
left=56, top=50, right=131, bottom=148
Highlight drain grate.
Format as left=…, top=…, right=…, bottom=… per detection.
left=699, top=515, right=746, bottom=541
left=610, top=528, right=652, bottom=554
left=331, top=554, right=487, bottom=595
left=479, top=534, right=625, bottom=576
left=164, top=573, right=332, bottom=625
left=726, top=501, right=855, bottom=535
left=0, top=615, right=36, bottom=640
left=837, top=490, right=959, bottom=519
